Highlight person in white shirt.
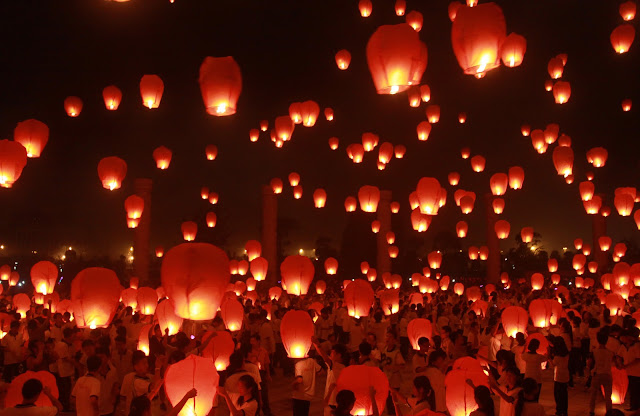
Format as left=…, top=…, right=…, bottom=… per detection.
left=0, top=378, right=63, bottom=416
left=292, top=353, right=322, bottom=416
left=312, top=338, right=348, bottom=416
left=55, top=327, right=76, bottom=411
left=621, top=327, right=640, bottom=411
left=218, top=375, right=260, bottom=416
left=589, top=330, right=614, bottom=414
left=550, top=336, right=570, bottom=416
left=2, top=320, right=24, bottom=382
left=72, top=355, right=102, bottom=416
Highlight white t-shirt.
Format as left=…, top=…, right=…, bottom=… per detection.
left=522, top=353, right=544, bottom=383
left=497, top=386, right=521, bottom=416
left=54, top=341, right=74, bottom=378
left=72, top=374, right=101, bottom=416
left=237, top=399, right=259, bottom=416
left=293, top=358, right=322, bottom=401
left=0, top=405, right=57, bottom=416
left=325, top=362, right=345, bottom=406
left=424, top=367, right=446, bottom=412
left=120, top=372, right=152, bottom=413
left=99, top=367, right=119, bottom=415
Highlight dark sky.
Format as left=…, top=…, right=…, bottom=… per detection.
left=0, top=0, right=638, bottom=259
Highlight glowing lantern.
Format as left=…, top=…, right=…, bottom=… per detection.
left=530, top=273, right=544, bottom=290
left=6, top=371, right=59, bottom=408
left=406, top=11, right=423, bottom=31
left=359, top=0, right=372, bottom=16
left=315, top=280, right=326, bottom=295
left=134, top=287, right=157, bottom=316
left=386, top=232, right=396, bottom=244
left=428, top=251, right=443, bottom=269
left=553, top=81, right=571, bottom=104
left=493, top=220, right=509, bottom=239
left=124, top=196, right=144, bottom=227
left=248, top=129, right=260, bottom=143
left=407, top=318, right=433, bottom=349
left=378, top=142, right=394, bottom=164
left=242, top=240, right=260, bottom=262
left=97, top=156, right=127, bottom=191
left=417, top=121, right=432, bottom=141
left=328, top=137, right=339, bottom=150
left=205, top=144, right=218, bottom=161
left=552, top=146, right=574, bottom=177
left=599, top=236, right=612, bottom=251
left=605, top=293, right=625, bottom=316
left=248, top=257, right=267, bottom=282
left=445, top=363, right=488, bottom=416
left=507, top=166, right=524, bottom=190
left=139, top=75, right=164, bottom=109
left=14, top=119, right=49, bottom=159
left=620, top=1, right=637, bottom=20
left=489, top=173, right=508, bottom=196
left=299, top=100, right=320, bottom=127
left=62, top=96, right=82, bottom=117
left=614, top=243, right=627, bottom=259
left=30, top=261, right=57, bottom=295
left=0, top=140, right=27, bottom=188
left=449, top=1, right=463, bottom=21
left=461, top=147, right=471, bottom=159
left=615, top=194, right=634, bottom=216
left=449, top=172, right=461, bottom=186
left=614, top=263, right=631, bottom=286
left=219, top=298, right=243, bottom=332
left=517, top=227, right=533, bottom=244
left=548, top=57, right=564, bottom=79
left=324, top=108, right=334, bottom=121
left=458, top=112, right=467, bottom=123
left=394, top=0, right=406, bottom=15
left=468, top=246, right=479, bottom=260
left=416, top=177, right=444, bottom=215
left=275, top=115, right=295, bottom=141
left=479, top=246, right=489, bottom=260
left=198, top=56, right=242, bottom=116
left=584, top=195, right=602, bottom=214
left=344, top=196, right=357, bottom=212
left=426, top=105, right=441, bottom=123
left=102, top=85, right=122, bottom=110
left=165, top=355, right=218, bottom=416
left=388, top=246, right=399, bottom=258
left=343, top=280, right=374, bottom=318
left=120, top=288, right=138, bottom=310
left=347, top=144, right=365, bottom=163
left=280, top=255, right=314, bottom=296
left=362, top=132, right=379, bottom=152
left=451, top=2, right=506, bottom=77
left=178, top=221, right=196, bottom=241
left=281, top=310, right=314, bottom=358
left=529, top=298, right=559, bottom=328
left=453, top=282, right=464, bottom=296
left=470, top=155, right=485, bottom=172
left=324, top=258, right=338, bottom=275
left=622, top=99, right=632, bottom=111
left=336, top=366, right=389, bottom=416
left=394, top=145, right=406, bottom=159
left=583, top=244, right=592, bottom=255
left=585, top=147, right=608, bottom=169
left=610, top=24, right=635, bottom=53
left=390, top=201, right=400, bottom=213
left=411, top=208, right=431, bottom=232
left=237, top=261, right=249, bottom=276
left=579, top=181, right=595, bottom=201
left=201, top=330, right=235, bottom=371
left=71, top=267, right=122, bottom=329
left=500, top=33, right=526, bottom=67
left=12, top=293, right=30, bottom=318
left=268, top=178, right=283, bottom=195
left=545, top=80, right=553, bottom=91
left=456, top=221, right=468, bottom=238
left=501, top=306, right=528, bottom=338
left=205, top=212, right=217, bottom=228
left=358, top=185, right=380, bottom=212
left=292, top=185, right=303, bottom=199
left=366, top=24, right=428, bottom=94
left=369, top=220, right=380, bottom=234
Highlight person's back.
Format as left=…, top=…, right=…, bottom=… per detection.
left=72, top=355, right=102, bottom=416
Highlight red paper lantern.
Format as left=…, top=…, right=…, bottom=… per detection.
left=199, top=56, right=242, bottom=116
left=281, top=310, right=314, bottom=358
left=139, top=74, right=164, bottom=109
left=202, top=330, right=235, bottom=371
left=280, top=255, right=314, bottom=296
left=14, top=119, right=49, bottom=158
left=71, top=267, right=122, bottom=328
left=343, top=280, right=375, bottom=318
left=165, top=355, right=218, bottom=416
left=97, top=156, right=127, bottom=191
left=336, top=365, right=389, bottom=416
left=102, top=85, right=122, bottom=110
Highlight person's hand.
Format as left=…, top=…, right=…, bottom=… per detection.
left=466, top=379, right=474, bottom=387
left=185, top=388, right=197, bottom=399
left=217, top=387, right=227, bottom=397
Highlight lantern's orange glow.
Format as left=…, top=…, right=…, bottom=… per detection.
left=622, top=99, right=632, bottom=111
left=71, top=267, right=122, bottom=328
left=489, top=173, right=508, bottom=196
left=426, top=105, right=440, bottom=123
left=359, top=0, right=372, bottom=17
left=165, top=355, right=218, bottom=416
left=139, top=74, right=164, bottom=109
left=406, top=11, right=423, bottom=32
left=470, top=155, right=485, bottom=172
left=102, top=85, right=122, bottom=110
left=417, top=121, right=432, bottom=141
left=0, top=140, right=28, bottom=188
left=500, top=33, right=526, bottom=67
left=610, top=24, right=635, bottom=53
left=205, top=144, right=218, bottom=160
left=30, top=261, right=57, bottom=295
left=587, top=147, right=608, bottom=167
left=64, top=96, right=83, bottom=117
left=281, top=310, right=314, bottom=358
left=620, top=1, right=637, bottom=21
left=152, top=146, right=172, bottom=170
left=335, top=49, right=351, bottom=70
left=358, top=185, right=380, bottom=212
left=344, top=280, right=375, bottom=318
left=199, top=56, right=242, bottom=116
left=97, top=156, right=127, bottom=191
left=14, top=119, right=49, bottom=158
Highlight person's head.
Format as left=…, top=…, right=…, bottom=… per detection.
left=428, top=349, right=446, bottom=369
left=359, top=341, right=372, bottom=357
left=335, top=390, right=356, bottom=413
left=9, top=320, right=20, bottom=335
left=21, top=378, right=43, bottom=403
left=129, top=395, right=151, bottom=416
left=521, top=377, right=539, bottom=399
left=413, top=376, right=435, bottom=409
left=115, top=335, right=127, bottom=352
left=366, top=332, right=377, bottom=347
left=237, top=374, right=259, bottom=402
left=552, top=336, right=569, bottom=357
left=28, top=339, right=43, bottom=355
left=330, top=344, right=348, bottom=365
left=418, top=337, right=430, bottom=352
left=86, top=354, right=102, bottom=373
left=515, top=332, right=526, bottom=346
left=385, top=330, right=397, bottom=347
left=132, top=350, right=149, bottom=374
left=62, top=327, right=74, bottom=341
left=250, top=334, right=260, bottom=348
left=503, top=366, right=520, bottom=388
left=527, top=339, right=540, bottom=354
left=474, top=385, right=494, bottom=415
left=496, top=350, right=514, bottom=368
left=597, top=330, right=608, bottom=346
left=622, top=327, right=640, bottom=346
left=82, top=339, right=96, bottom=356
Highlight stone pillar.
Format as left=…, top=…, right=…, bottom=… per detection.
left=134, top=178, right=152, bottom=285
left=592, top=205, right=607, bottom=274
left=261, top=185, right=278, bottom=286
left=376, top=190, right=392, bottom=276
left=485, top=193, right=500, bottom=284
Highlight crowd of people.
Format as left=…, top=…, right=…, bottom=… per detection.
left=0, top=283, right=639, bottom=416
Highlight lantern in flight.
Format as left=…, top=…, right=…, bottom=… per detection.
left=553, top=81, right=571, bottom=104
left=281, top=310, right=315, bottom=358
left=30, top=261, right=57, bottom=295
left=610, top=24, right=635, bottom=53
left=366, top=24, right=428, bottom=94
left=359, top=0, right=372, bottom=17
left=281, top=255, right=314, bottom=296
left=344, top=280, right=375, bottom=318
left=0, top=140, right=28, bottom=188
left=552, top=146, right=574, bottom=177
left=205, top=145, right=218, bottom=160
left=63, top=96, right=83, bottom=117
left=97, top=156, right=127, bottom=191
left=102, top=85, right=122, bottom=110
left=406, top=11, right=423, bottom=31
left=408, top=318, right=433, bottom=349
left=358, top=185, right=380, bottom=212
left=199, top=56, right=242, bottom=116
left=501, top=306, right=528, bottom=338
left=220, top=298, right=244, bottom=331
left=620, top=1, right=637, bottom=20
left=500, top=33, right=526, bottom=67
left=426, top=105, right=440, bottom=123
left=71, top=267, right=122, bottom=329
left=152, top=146, right=172, bottom=170
left=14, top=119, right=49, bottom=158
left=139, top=75, right=164, bottom=109
left=335, top=50, right=351, bottom=70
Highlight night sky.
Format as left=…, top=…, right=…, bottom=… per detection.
left=0, top=0, right=638, bottom=260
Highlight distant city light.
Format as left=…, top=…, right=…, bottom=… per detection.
left=0, top=245, right=4, bottom=250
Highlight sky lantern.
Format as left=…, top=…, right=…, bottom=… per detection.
left=519, top=227, right=534, bottom=243
left=583, top=244, right=592, bottom=255
left=508, top=166, right=524, bottom=189
left=366, top=23, right=428, bottom=94
left=426, top=105, right=440, bottom=123
left=622, top=99, right=632, bottom=111
left=347, top=144, right=365, bottom=163
left=220, top=298, right=244, bottom=331
left=249, top=257, right=268, bottom=281
left=312, top=189, right=327, bottom=208
left=205, top=212, right=217, bottom=228
left=0, top=140, right=28, bottom=188
left=236, top=260, right=249, bottom=276
left=336, top=366, right=389, bottom=416
left=460, top=147, right=471, bottom=159
left=584, top=195, right=602, bottom=214
left=335, top=49, right=351, bottom=70
left=449, top=1, right=463, bottom=21
left=588, top=261, right=599, bottom=274
left=394, top=144, right=406, bottom=159
left=416, top=177, right=444, bottom=215
left=328, top=137, right=339, bottom=150
left=416, top=121, right=432, bottom=141
left=489, top=173, right=508, bottom=195
left=293, top=185, right=303, bottom=199
left=165, top=355, right=218, bottom=416
left=501, top=306, right=528, bottom=338
left=557, top=134, right=571, bottom=147
left=344, top=196, right=357, bottom=212
left=102, top=85, right=122, bottom=110
left=299, top=100, right=320, bottom=127
left=249, top=129, right=259, bottom=142
left=521, top=124, right=531, bottom=136
left=275, top=115, right=295, bottom=141
left=547, top=57, right=564, bottom=79
left=358, top=185, right=380, bottom=212
left=492, top=198, right=505, bottom=214
left=428, top=251, right=443, bottom=269
left=552, top=81, right=571, bottom=104
left=613, top=262, right=631, bottom=286
left=180, top=221, right=197, bottom=241
left=378, top=142, right=393, bottom=164
left=281, top=309, right=314, bottom=358
left=201, top=330, right=235, bottom=371
left=371, top=220, right=381, bottom=233
left=531, top=129, right=546, bottom=152
left=380, top=288, right=400, bottom=315
left=445, top=363, right=488, bottom=416
left=324, top=257, right=338, bottom=275
left=451, top=2, right=506, bottom=77
left=30, top=261, right=57, bottom=295
left=205, top=144, right=218, bottom=161
left=289, top=102, right=302, bottom=124
left=387, top=246, right=399, bottom=258
left=14, top=119, right=49, bottom=158
left=12, top=293, right=30, bottom=317
left=407, top=86, right=421, bottom=107
left=544, top=79, right=554, bottom=91
left=411, top=208, right=431, bottom=232
left=547, top=258, right=558, bottom=273
left=268, top=286, right=282, bottom=301
left=97, top=156, right=127, bottom=190
left=610, top=24, right=635, bottom=53
left=408, top=318, right=433, bottom=349
left=151, top=146, right=172, bottom=170
left=244, top=240, right=262, bottom=261
left=458, top=112, right=467, bottom=123
left=586, top=147, right=608, bottom=167
left=573, top=253, right=587, bottom=270
left=500, top=33, right=526, bottom=67
left=314, top=280, right=327, bottom=295
left=386, top=231, right=396, bottom=244
left=154, top=247, right=164, bottom=258
left=419, top=84, right=431, bottom=102
left=545, top=124, right=560, bottom=144
left=529, top=298, right=555, bottom=328
left=139, top=74, right=164, bottom=109
left=63, top=96, right=83, bottom=117
left=620, top=1, right=637, bottom=20
left=579, top=181, right=595, bottom=201
left=344, top=280, right=375, bottom=318
left=395, top=0, right=406, bottom=15
left=552, top=146, right=574, bottom=177
left=605, top=293, right=625, bottom=316
left=71, top=267, right=122, bottom=329
left=449, top=172, right=461, bottom=186
left=199, top=56, right=242, bottom=116
left=161, top=243, right=230, bottom=320
left=270, top=178, right=283, bottom=194
left=359, top=0, right=372, bottom=16
left=478, top=246, right=489, bottom=260
left=530, top=273, right=544, bottom=290
left=470, top=155, right=485, bottom=172
left=614, top=243, right=627, bottom=259
left=599, top=236, right=612, bottom=251
left=615, top=193, right=635, bottom=216
left=5, top=371, right=59, bottom=408
left=124, top=195, right=144, bottom=226
left=362, top=132, right=379, bottom=151
left=390, top=201, right=400, bottom=213
left=120, top=287, right=138, bottom=309
left=406, top=10, right=423, bottom=32
left=281, top=255, right=314, bottom=296
left=456, top=221, right=468, bottom=237
left=288, top=172, right=300, bottom=187
left=324, top=108, right=334, bottom=121
left=137, top=287, right=158, bottom=315
left=454, top=282, right=465, bottom=295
